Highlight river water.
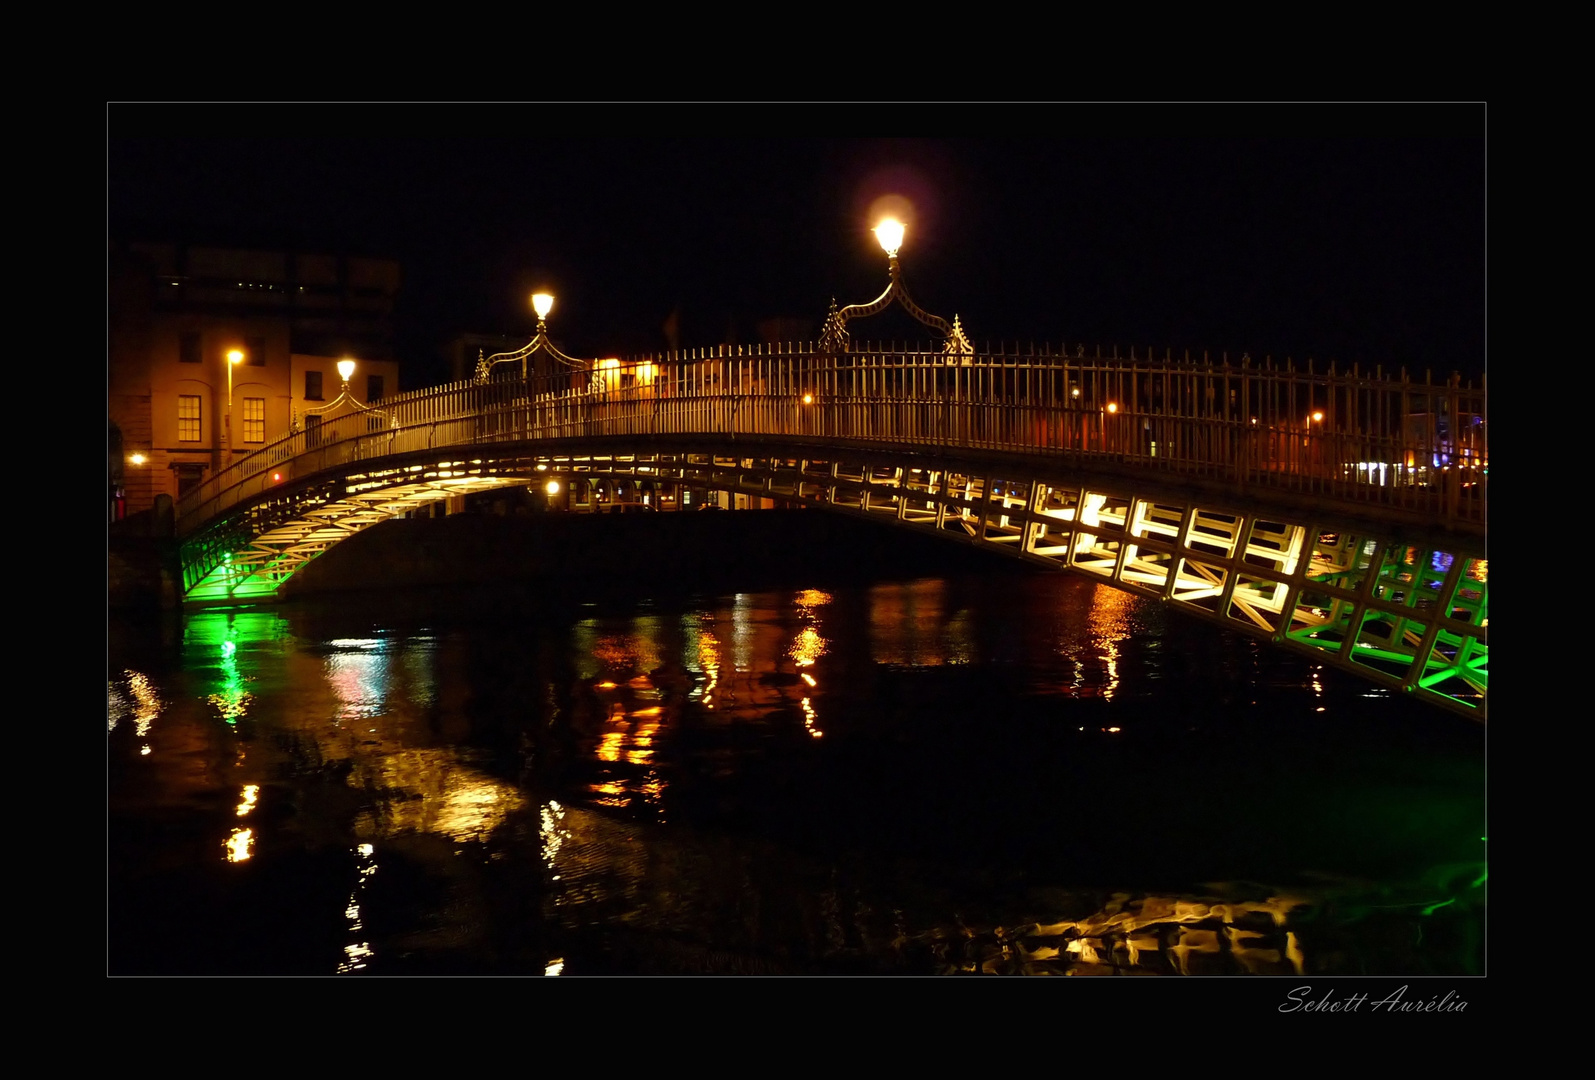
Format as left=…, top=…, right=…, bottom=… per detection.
left=108, top=550, right=1485, bottom=976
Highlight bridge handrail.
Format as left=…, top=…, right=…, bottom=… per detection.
left=176, top=344, right=1486, bottom=536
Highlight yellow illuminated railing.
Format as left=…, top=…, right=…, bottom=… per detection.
left=176, top=344, right=1487, bottom=537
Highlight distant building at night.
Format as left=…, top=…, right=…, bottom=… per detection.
left=109, top=242, right=402, bottom=520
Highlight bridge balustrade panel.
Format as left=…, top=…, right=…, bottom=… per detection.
left=177, top=346, right=1486, bottom=538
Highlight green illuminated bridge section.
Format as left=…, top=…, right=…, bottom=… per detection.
left=175, top=345, right=1488, bottom=719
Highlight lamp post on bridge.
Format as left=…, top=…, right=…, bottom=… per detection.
left=294, top=358, right=385, bottom=448
left=818, top=217, right=974, bottom=441
left=475, top=291, right=583, bottom=387
left=819, top=217, right=973, bottom=357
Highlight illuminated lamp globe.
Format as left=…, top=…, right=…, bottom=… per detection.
left=545, top=480, right=561, bottom=496
left=532, top=293, right=554, bottom=320
left=338, top=359, right=356, bottom=382
left=1106, top=402, right=1119, bottom=414
left=227, top=350, right=244, bottom=365
left=873, top=218, right=905, bottom=257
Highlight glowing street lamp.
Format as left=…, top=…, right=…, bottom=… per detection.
left=226, top=349, right=244, bottom=459
left=476, top=291, right=584, bottom=384
left=294, top=356, right=388, bottom=437
left=819, top=216, right=972, bottom=359
left=872, top=218, right=905, bottom=258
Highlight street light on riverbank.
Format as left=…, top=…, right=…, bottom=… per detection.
left=226, top=349, right=243, bottom=460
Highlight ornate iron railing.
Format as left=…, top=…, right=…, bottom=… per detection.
left=176, top=343, right=1487, bottom=537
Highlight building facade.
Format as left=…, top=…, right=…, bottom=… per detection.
left=109, top=242, right=401, bottom=517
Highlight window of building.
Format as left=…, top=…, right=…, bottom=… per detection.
left=306, top=413, right=322, bottom=449
left=180, top=333, right=202, bottom=364
left=243, top=398, right=265, bottom=443
left=178, top=395, right=201, bottom=441
left=305, top=370, right=323, bottom=400
left=247, top=337, right=267, bottom=367
left=366, top=374, right=384, bottom=402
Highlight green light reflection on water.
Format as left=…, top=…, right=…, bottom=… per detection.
left=185, top=609, right=288, bottom=725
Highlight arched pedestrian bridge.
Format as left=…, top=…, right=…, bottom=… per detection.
left=175, top=345, right=1488, bottom=719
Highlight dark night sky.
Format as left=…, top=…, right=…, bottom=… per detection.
left=108, top=107, right=1486, bottom=389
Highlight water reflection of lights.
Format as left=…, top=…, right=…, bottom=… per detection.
left=225, top=827, right=253, bottom=863
left=400, top=636, right=439, bottom=708
left=869, top=578, right=971, bottom=666
left=109, top=670, right=163, bottom=754
left=208, top=635, right=254, bottom=724
left=188, top=612, right=288, bottom=725
left=354, top=750, right=524, bottom=844
left=574, top=618, right=602, bottom=680
left=545, top=958, right=565, bottom=976
left=801, top=697, right=822, bottom=737
left=591, top=702, right=670, bottom=806
left=908, top=887, right=1329, bottom=975
left=337, top=843, right=378, bottom=974
left=789, top=627, right=827, bottom=667
left=433, top=776, right=524, bottom=843
left=107, top=684, right=126, bottom=731
left=628, top=710, right=662, bottom=765
left=1086, top=586, right=1134, bottom=702
left=541, top=801, right=569, bottom=873
left=696, top=629, right=721, bottom=708
left=733, top=593, right=754, bottom=672
left=597, top=730, right=625, bottom=763
left=791, top=589, right=831, bottom=736
left=236, top=785, right=259, bottom=816
left=325, top=638, right=391, bottom=723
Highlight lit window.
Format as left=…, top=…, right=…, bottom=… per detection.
left=305, top=370, right=323, bottom=400
left=243, top=398, right=265, bottom=443
left=178, top=395, right=201, bottom=442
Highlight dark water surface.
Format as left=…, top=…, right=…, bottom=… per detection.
left=109, top=555, right=1485, bottom=976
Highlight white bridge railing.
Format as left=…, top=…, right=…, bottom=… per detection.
left=176, top=344, right=1488, bottom=536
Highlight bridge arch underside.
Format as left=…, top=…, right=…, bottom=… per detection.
left=182, top=436, right=1487, bottom=720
